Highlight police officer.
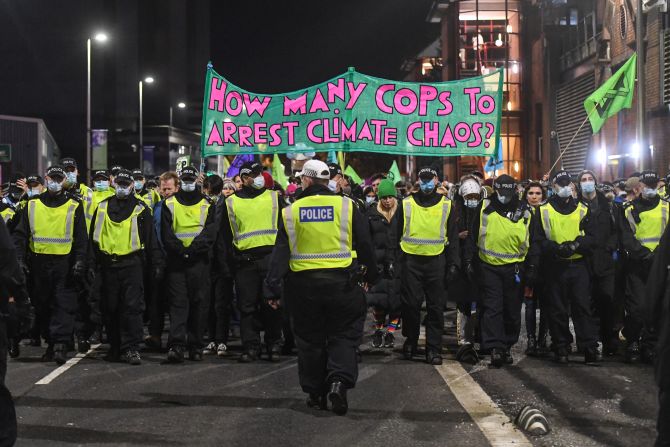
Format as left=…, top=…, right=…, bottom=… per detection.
left=465, top=175, right=538, bottom=367
left=220, top=161, right=283, bottom=362
left=620, top=171, right=668, bottom=363
left=535, top=170, right=599, bottom=364
left=265, top=159, right=377, bottom=415
left=390, top=166, right=459, bottom=365
left=133, top=169, right=161, bottom=209
left=161, top=166, right=217, bottom=363
left=12, top=165, right=88, bottom=364
left=61, top=158, right=94, bottom=228
left=90, top=169, right=162, bottom=364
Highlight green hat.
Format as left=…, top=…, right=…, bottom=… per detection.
left=377, top=179, right=397, bottom=198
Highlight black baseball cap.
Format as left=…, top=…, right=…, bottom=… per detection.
left=327, top=162, right=342, bottom=179
left=493, top=174, right=516, bottom=197
left=239, top=161, right=262, bottom=177
left=60, top=158, right=77, bottom=169
left=418, top=167, right=438, bottom=181
left=131, top=169, right=145, bottom=180
left=92, top=170, right=109, bottom=180
left=180, top=166, right=198, bottom=181
left=552, top=170, right=572, bottom=187
left=639, top=171, right=659, bottom=187
left=114, top=169, right=133, bottom=186
left=110, top=165, right=124, bottom=176
left=26, top=174, right=43, bottom=185
left=46, top=165, right=66, bottom=180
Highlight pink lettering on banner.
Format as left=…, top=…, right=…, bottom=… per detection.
left=357, top=121, right=373, bottom=141
left=454, top=122, right=471, bottom=143
left=419, top=85, right=438, bottom=116
left=425, top=122, right=440, bottom=147
left=437, top=92, right=453, bottom=116
left=307, top=119, right=322, bottom=143
left=243, top=94, right=271, bottom=117
left=283, top=92, right=307, bottom=116
left=269, top=124, right=283, bottom=147
left=341, top=119, right=357, bottom=141
left=483, top=123, right=495, bottom=148
left=375, top=84, right=394, bottom=114
left=206, top=122, right=223, bottom=145
left=283, top=121, right=299, bottom=145
left=225, top=91, right=244, bottom=117
left=208, top=77, right=228, bottom=112
left=407, top=122, right=423, bottom=146
left=254, top=122, right=268, bottom=144
left=440, top=125, right=456, bottom=147
left=346, top=82, right=367, bottom=109
left=463, top=87, right=481, bottom=115
left=469, top=122, right=484, bottom=147
left=370, top=119, right=387, bottom=145
left=478, top=95, right=495, bottom=114
left=383, top=126, right=397, bottom=146
left=309, top=90, right=330, bottom=113
left=238, top=126, right=253, bottom=147
left=327, top=78, right=346, bottom=103
left=394, top=88, right=417, bottom=115
left=223, top=122, right=238, bottom=144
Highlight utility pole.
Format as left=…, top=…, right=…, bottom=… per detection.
left=636, top=0, right=646, bottom=171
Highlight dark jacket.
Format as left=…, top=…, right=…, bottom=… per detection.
left=264, top=183, right=378, bottom=297
left=12, top=191, right=88, bottom=265
left=580, top=191, right=617, bottom=277
left=365, top=202, right=400, bottom=311
left=88, top=194, right=162, bottom=268
left=645, top=223, right=670, bottom=388
left=388, top=191, right=460, bottom=268
left=161, top=189, right=218, bottom=266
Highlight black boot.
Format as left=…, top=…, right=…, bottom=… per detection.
left=402, top=339, right=417, bottom=360
left=584, top=346, right=600, bottom=366
left=489, top=348, right=504, bottom=368
left=537, top=334, right=549, bottom=356
left=328, top=381, right=348, bottom=416
left=306, top=392, right=328, bottom=410
left=41, top=345, right=54, bottom=362
left=503, top=349, right=514, bottom=365
left=525, top=335, right=537, bottom=356
left=8, top=338, right=20, bottom=358
left=239, top=345, right=260, bottom=363
left=166, top=346, right=184, bottom=363
left=268, top=344, right=281, bottom=363
left=555, top=346, right=569, bottom=364
left=426, top=350, right=443, bottom=365
left=188, top=349, right=203, bottom=361
left=625, top=341, right=640, bottom=363
left=53, top=343, right=67, bottom=365
left=77, top=336, right=90, bottom=354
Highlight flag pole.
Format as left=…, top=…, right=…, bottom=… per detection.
left=545, top=104, right=599, bottom=177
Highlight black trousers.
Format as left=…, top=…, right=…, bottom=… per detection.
left=235, top=256, right=281, bottom=348
left=286, top=270, right=366, bottom=394
left=29, top=256, right=77, bottom=345
left=480, top=263, right=523, bottom=351
left=148, top=274, right=166, bottom=339
left=203, top=273, right=235, bottom=344
left=524, top=292, right=548, bottom=341
left=592, top=273, right=616, bottom=344
left=0, top=319, right=6, bottom=386
left=100, top=261, right=145, bottom=352
left=400, top=253, right=446, bottom=353
left=657, top=339, right=670, bottom=447
left=546, top=260, right=597, bottom=350
left=624, top=262, right=654, bottom=345
left=167, top=260, right=207, bottom=350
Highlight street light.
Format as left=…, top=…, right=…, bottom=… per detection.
left=170, top=101, right=187, bottom=128
left=139, top=76, right=155, bottom=171
left=86, top=31, right=108, bottom=183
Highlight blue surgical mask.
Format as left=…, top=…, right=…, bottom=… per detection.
left=134, top=180, right=144, bottom=191
left=115, top=185, right=132, bottom=198
left=95, top=180, right=109, bottom=191
left=182, top=181, right=196, bottom=192
left=419, top=179, right=434, bottom=194
left=27, top=187, right=41, bottom=198
left=465, top=199, right=479, bottom=208
left=252, top=176, right=265, bottom=190
left=581, top=181, right=596, bottom=194
left=66, top=171, right=77, bottom=185
left=366, top=196, right=375, bottom=204
left=556, top=185, right=572, bottom=198
left=47, top=180, right=63, bottom=193
left=642, top=187, right=658, bottom=199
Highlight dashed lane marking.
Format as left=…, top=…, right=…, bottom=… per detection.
left=35, top=344, right=101, bottom=385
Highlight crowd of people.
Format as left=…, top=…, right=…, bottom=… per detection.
left=0, top=155, right=669, bottom=434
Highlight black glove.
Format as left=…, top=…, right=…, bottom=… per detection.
left=525, top=265, right=537, bottom=287
left=556, top=242, right=575, bottom=258
left=464, top=261, right=476, bottom=282
left=384, top=262, right=395, bottom=279
left=72, top=260, right=86, bottom=279
left=446, top=265, right=459, bottom=283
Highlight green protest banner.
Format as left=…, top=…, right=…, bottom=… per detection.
left=201, top=63, right=502, bottom=158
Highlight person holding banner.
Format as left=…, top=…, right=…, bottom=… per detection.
left=534, top=170, right=599, bottom=365
left=161, top=166, right=217, bottom=363
left=391, top=166, right=459, bottom=366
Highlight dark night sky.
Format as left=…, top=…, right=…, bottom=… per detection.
left=210, top=0, right=437, bottom=92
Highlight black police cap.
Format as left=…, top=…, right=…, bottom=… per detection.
left=418, top=167, right=438, bottom=180
left=493, top=174, right=516, bottom=196
left=239, top=161, right=262, bottom=177
left=552, top=170, right=572, bottom=187
left=92, top=170, right=109, bottom=180
left=180, top=166, right=199, bottom=180
left=46, top=165, right=66, bottom=179
left=639, top=171, right=659, bottom=187
left=115, top=169, right=133, bottom=185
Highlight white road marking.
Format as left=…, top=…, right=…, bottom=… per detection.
left=35, top=344, right=101, bottom=385
left=435, top=361, right=532, bottom=447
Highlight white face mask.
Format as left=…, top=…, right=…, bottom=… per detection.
left=47, top=180, right=63, bottom=193
left=252, top=176, right=265, bottom=190
left=115, top=184, right=133, bottom=198
left=182, top=181, right=196, bottom=192
left=328, top=179, right=338, bottom=192
left=642, top=187, right=658, bottom=199
left=366, top=196, right=375, bottom=204
left=94, top=180, right=109, bottom=191
left=581, top=181, right=596, bottom=194
left=556, top=185, right=572, bottom=198
left=27, top=187, right=41, bottom=198
left=465, top=199, right=479, bottom=208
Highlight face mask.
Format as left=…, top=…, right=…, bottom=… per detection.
left=95, top=180, right=109, bottom=191
left=642, top=187, right=658, bottom=199
left=251, top=176, right=265, bottom=190
left=342, top=186, right=352, bottom=196
left=47, top=180, right=63, bottom=193
left=328, top=180, right=338, bottom=192
left=465, top=199, right=479, bottom=208
left=182, top=181, right=196, bottom=192
left=115, top=185, right=132, bottom=198
left=497, top=192, right=512, bottom=204
left=419, top=179, right=434, bottom=194
left=366, top=196, right=375, bottom=204
left=27, top=188, right=41, bottom=198
left=556, top=185, right=572, bottom=198
left=134, top=181, right=144, bottom=191
left=581, top=181, right=596, bottom=194
left=66, top=172, right=77, bottom=185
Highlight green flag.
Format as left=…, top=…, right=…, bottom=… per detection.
left=272, top=155, right=289, bottom=188
left=584, top=53, right=636, bottom=133
left=344, top=165, right=362, bottom=185
left=388, top=160, right=402, bottom=183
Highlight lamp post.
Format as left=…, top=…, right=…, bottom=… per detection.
left=169, top=101, right=187, bottom=128
left=139, top=76, right=154, bottom=170
left=86, top=32, right=108, bottom=183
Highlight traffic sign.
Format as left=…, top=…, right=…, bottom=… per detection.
left=0, top=144, right=11, bottom=163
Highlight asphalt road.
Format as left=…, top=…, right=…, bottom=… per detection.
left=6, top=308, right=660, bottom=447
